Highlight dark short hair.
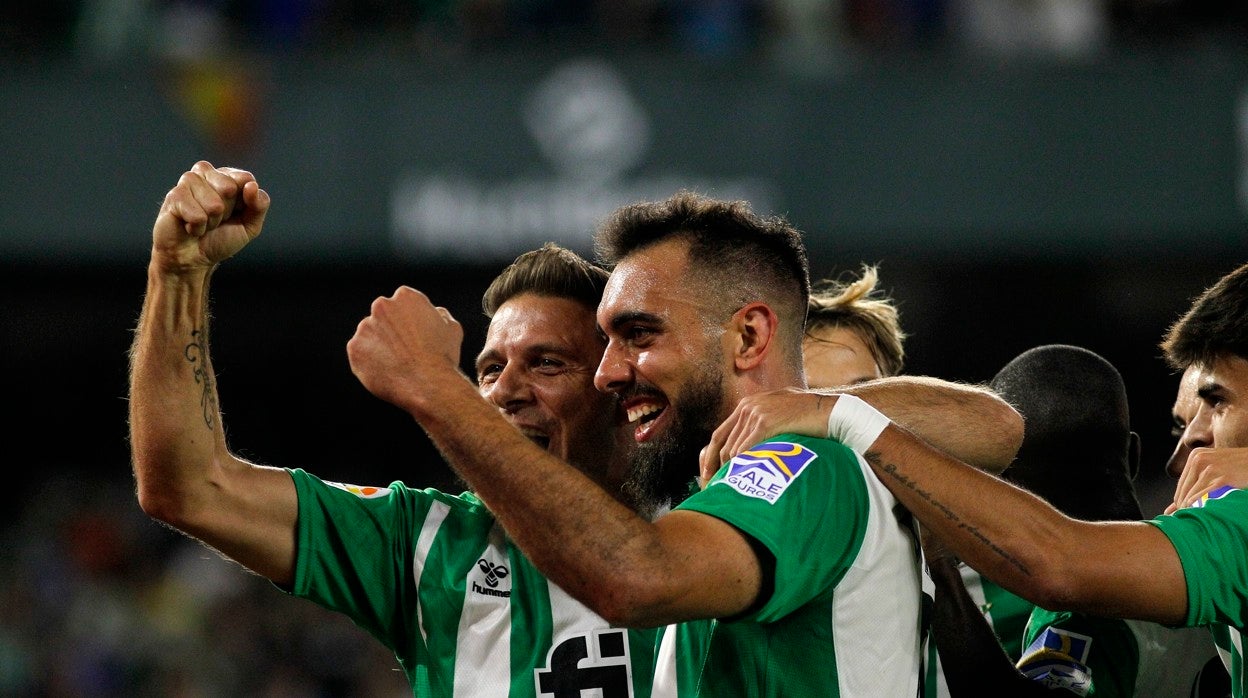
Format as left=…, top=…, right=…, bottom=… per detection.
left=593, top=191, right=810, bottom=365
left=990, top=344, right=1140, bottom=522
left=482, top=242, right=610, bottom=318
left=1161, top=261, right=1248, bottom=370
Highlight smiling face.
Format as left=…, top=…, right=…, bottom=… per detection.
left=595, top=238, right=729, bottom=505
left=802, top=324, right=883, bottom=389
left=476, top=293, right=627, bottom=489
left=595, top=239, right=729, bottom=442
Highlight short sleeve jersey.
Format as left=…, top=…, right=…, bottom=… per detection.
left=650, top=434, right=923, bottom=697
left=285, top=468, right=657, bottom=697
left=1150, top=486, right=1248, bottom=698
left=1016, top=608, right=1222, bottom=697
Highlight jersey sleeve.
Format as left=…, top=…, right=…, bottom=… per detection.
left=1148, top=487, right=1248, bottom=629
left=285, top=468, right=481, bottom=652
left=1018, top=608, right=1138, bottom=697
left=675, top=433, right=870, bottom=623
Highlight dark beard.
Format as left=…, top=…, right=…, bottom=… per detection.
left=620, top=364, right=723, bottom=519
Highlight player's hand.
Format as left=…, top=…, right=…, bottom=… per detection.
left=698, top=388, right=838, bottom=484
left=1166, top=446, right=1248, bottom=513
left=151, top=160, right=270, bottom=272
left=347, top=286, right=465, bottom=413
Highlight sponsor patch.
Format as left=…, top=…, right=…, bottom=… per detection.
left=714, top=441, right=817, bottom=504
left=1192, top=485, right=1240, bottom=509
left=1017, top=627, right=1093, bottom=696
left=327, top=481, right=390, bottom=499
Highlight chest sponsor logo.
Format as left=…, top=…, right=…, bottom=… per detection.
left=535, top=628, right=633, bottom=697
left=471, top=558, right=511, bottom=598
left=715, top=441, right=817, bottom=504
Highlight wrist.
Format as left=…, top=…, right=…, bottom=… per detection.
left=826, top=394, right=891, bottom=453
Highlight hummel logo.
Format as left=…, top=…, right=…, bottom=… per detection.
left=477, top=559, right=509, bottom=588
left=472, top=558, right=512, bottom=598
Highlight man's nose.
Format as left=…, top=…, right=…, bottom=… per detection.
left=595, top=343, right=631, bottom=394
left=484, top=363, right=532, bottom=411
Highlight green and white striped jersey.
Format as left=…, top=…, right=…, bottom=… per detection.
left=1151, top=486, right=1248, bottom=698
left=1017, top=607, right=1222, bottom=696
left=286, top=469, right=657, bottom=697
left=655, top=434, right=924, bottom=697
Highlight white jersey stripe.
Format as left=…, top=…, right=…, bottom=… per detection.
left=651, top=625, right=678, bottom=698
left=413, top=500, right=451, bottom=647
left=833, top=451, right=923, bottom=697
left=455, top=523, right=513, bottom=695
left=1229, top=627, right=1244, bottom=680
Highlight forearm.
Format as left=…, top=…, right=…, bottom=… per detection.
left=407, top=371, right=758, bottom=626
left=863, top=422, right=1188, bottom=624
left=129, top=264, right=226, bottom=508
left=857, top=416, right=1067, bottom=601
left=840, top=376, right=1022, bottom=474
left=129, top=264, right=298, bottom=580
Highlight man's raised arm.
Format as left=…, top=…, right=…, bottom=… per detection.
left=129, top=161, right=298, bottom=585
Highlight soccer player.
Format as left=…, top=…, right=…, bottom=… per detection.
left=129, top=162, right=662, bottom=696
left=345, top=191, right=1023, bottom=695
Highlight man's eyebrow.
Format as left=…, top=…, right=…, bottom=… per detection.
left=1197, top=383, right=1225, bottom=401
left=474, top=348, right=501, bottom=369
left=604, top=310, right=663, bottom=332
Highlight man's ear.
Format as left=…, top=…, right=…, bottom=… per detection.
left=730, top=302, right=779, bottom=371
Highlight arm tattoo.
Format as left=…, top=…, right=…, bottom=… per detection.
left=864, top=450, right=1031, bottom=578
left=183, top=329, right=217, bottom=431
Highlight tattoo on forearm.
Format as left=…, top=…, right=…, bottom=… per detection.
left=864, top=450, right=1031, bottom=577
left=183, top=329, right=217, bottom=431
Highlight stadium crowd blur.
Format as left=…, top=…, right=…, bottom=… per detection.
left=1, top=2, right=1245, bottom=696
left=4, top=0, right=1245, bottom=66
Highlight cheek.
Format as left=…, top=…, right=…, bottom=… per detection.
left=635, top=347, right=689, bottom=384
left=1214, top=411, right=1248, bottom=448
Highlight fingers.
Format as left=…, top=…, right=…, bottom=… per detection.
left=1171, top=447, right=1209, bottom=509
left=161, top=171, right=215, bottom=238
left=188, top=161, right=243, bottom=229
left=157, top=162, right=255, bottom=239
left=237, top=180, right=271, bottom=237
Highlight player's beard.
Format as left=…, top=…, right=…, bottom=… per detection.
left=621, top=357, right=724, bottom=519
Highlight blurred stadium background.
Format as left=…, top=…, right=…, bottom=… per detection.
left=2, top=1, right=1246, bottom=694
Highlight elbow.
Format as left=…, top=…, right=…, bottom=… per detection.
left=577, top=564, right=683, bottom=628
left=585, top=577, right=663, bottom=628
left=999, top=401, right=1025, bottom=459
left=981, top=398, right=1025, bottom=474
left=132, top=454, right=203, bottom=531
left=134, top=477, right=188, bottom=529
left=1019, top=567, right=1073, bottom=612
left=1000, top=545, right=1082, bottom=613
